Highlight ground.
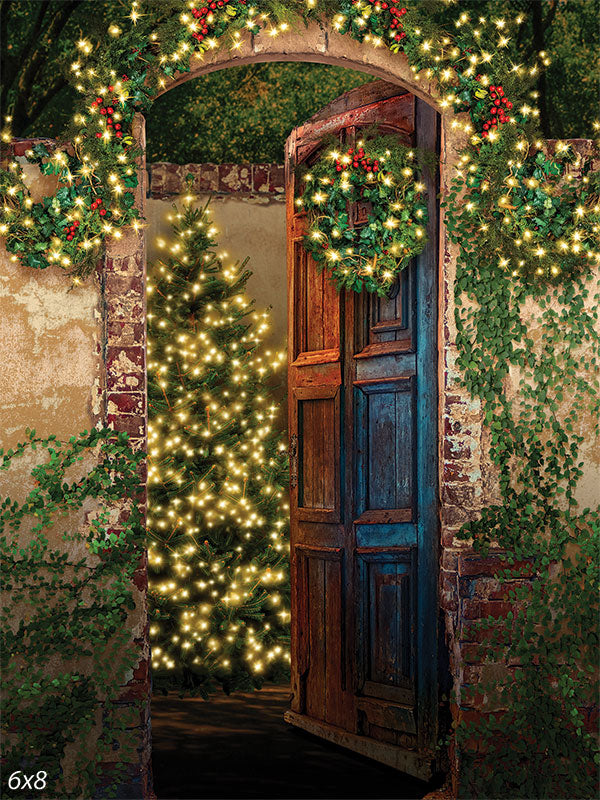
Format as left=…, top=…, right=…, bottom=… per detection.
left=151, top=685, right=431, bottom=800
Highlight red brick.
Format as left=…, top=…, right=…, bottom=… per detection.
left=133, top=567, right=148, bottom=592
left=440, top=569, right=458, bottom=612
left=444, top=438, right=474, bottom=461
left=132, top=659, right=149, bottom=682
left=460, top=643, right=484, bottom=664
left=107, top=391, right=146, bottom=416
left=105, top=272, right=144, bottom=297
left=442, top=505, right=473, bottom=526
left=107, top=321, right=145, bottom=347
left=443, top=463, right=472, bottom=482
left=253, top=164, right=270, bottom=193
left=107, top=413, right=145, bottom=438
left=105, top=346, right=145, bottom=391
left=190, top=163, right=219, bottom=193
left=118, top=681, right=149, bottom=702
left=441, top=549, right=459, bottom=571
left=218, top=163, right=252, bottom=192
left=462, top=599, right=513, bottom=620
left=459, top=554, right=535, bottom=578
left=442, top=482, right=477, bottom=506
left=269, top=165, right=285, bottom=193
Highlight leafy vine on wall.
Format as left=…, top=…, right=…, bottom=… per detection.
left=0, top=1, right=598, bottom=797
left=0, top=429, right=145, bottom=799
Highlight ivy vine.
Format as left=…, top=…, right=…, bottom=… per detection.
left=0, top=429, right=145, bottom=799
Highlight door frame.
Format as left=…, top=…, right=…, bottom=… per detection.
left=99, top=31, right=487, bottom=795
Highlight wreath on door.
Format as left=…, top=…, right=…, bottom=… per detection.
left=297, top=136, right=428, bottom=296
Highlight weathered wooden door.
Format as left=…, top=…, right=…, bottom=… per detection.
left=284, top=82, right=439, bottom=781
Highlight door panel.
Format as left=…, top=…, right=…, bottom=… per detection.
left=294, top=385, right=341, bottom=522
left=285, top=81, right=439, bottom=781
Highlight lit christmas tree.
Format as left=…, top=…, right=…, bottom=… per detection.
left=147, top=196, right=290, bottom=695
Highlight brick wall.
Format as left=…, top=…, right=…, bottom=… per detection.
left=148, top=161, right=285, bottom=201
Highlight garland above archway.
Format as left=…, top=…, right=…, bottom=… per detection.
left=0, top=0, right=597, bottom=284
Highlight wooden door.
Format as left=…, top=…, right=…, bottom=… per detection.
left=285, top=82, right=440, bottom=781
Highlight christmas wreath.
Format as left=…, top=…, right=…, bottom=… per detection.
left=298, top=137, right=428, bottom=296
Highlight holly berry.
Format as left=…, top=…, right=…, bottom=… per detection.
left=116, top=131, right=123, bottom=138
left=95, top=132, right=102, bottom=138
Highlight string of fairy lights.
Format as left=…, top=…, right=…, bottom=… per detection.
left=0, top=1, right=598, bottom=282
left=146, top=198, right=290, bottom=682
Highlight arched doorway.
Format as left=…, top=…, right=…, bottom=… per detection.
left=100, top=27, right=470, bottom=796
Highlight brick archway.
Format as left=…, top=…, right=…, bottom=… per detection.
left=102, top=27, right=479, bottom=797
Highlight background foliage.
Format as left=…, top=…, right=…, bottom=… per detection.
left=2, top=0, right=598, bottom=163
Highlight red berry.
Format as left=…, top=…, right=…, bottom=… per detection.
left=399, top=32, right=406, bottom=38
left=115, top=123, right=122, bottom=130
left=108, top=85, right=114, bottom=91
left=100, top=108, right=107, bottom=115
left=97, top=198, right=102, bottom=205
left=91, top=101, right=97, bottom=108
left=489, top=85, right=496, bottom=92
left=490, top=107, right=497, bottom=115
left=506, top=101, right=513, bottom=110
left=95, top=132, right=102, bottom=138
left=116, top=132, right=123, bottom=138
left=482, top=131, right=489, bottom=138
left=67, top=234, right=73, bottom=241
left=74, top=221, right=79, bottom=227
left=336, top=165, right=342, bottom=172
left=99, top=209, right=106, bottom=216
left=107, top=107, right=114, bottom=114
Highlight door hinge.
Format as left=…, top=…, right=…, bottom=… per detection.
left=289, top=434, right=298, bottom=490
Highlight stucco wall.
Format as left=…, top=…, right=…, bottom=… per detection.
left=145, top=196, right=287, bottom=349
left=0, top=166, right=102, bottom=451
